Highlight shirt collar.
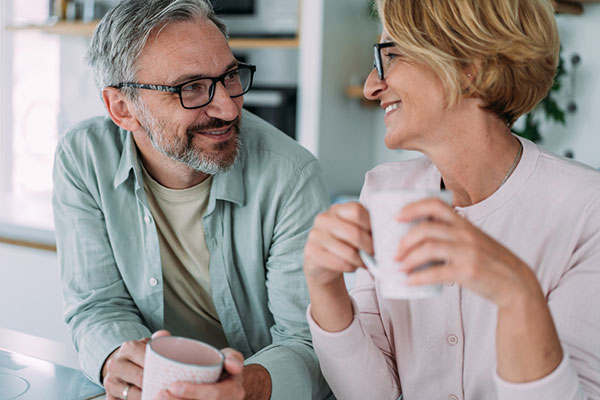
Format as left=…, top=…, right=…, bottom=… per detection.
left=112, top=128, right=246, bottom=207
left=113, top=129, right=139, bottom=189
left=210, top=144, right=245, bottom=207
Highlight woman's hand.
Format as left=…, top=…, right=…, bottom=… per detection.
left=304, top=202, right=374, bottom=287
left=395, top=197, right=543, bottom=307
left=303, top=202, right=373, bottom=332
left=395, top=197, right=563, bottom=382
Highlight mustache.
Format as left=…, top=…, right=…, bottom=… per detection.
left=186, top=117, right=240, bottom=136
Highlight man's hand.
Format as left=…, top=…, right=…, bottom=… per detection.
left=156, top=348, right=247, bottom=400
left=102, top=330, right=170, bottom=400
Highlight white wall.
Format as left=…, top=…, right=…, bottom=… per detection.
left=370, top=4, right=600, bottom=171
left=0, top=243, right=70, bottom=345
left=298, top=0, right=381, bottom=198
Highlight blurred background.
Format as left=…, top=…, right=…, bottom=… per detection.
left=0, top=0, right=599, bottom=348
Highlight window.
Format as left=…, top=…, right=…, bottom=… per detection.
left=0, top=0, right=103, bottom=199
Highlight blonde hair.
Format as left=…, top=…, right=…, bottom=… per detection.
left=378, top=0, right=560, bottom=125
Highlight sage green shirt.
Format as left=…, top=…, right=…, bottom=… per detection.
left=53, top=110, right=331, bottom=399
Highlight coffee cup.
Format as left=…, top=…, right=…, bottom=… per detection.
left=361, top=189, right=452, bottom=299
left=141, top=336, right=224, bottom=400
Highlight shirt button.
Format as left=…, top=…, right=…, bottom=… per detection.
left=445, top=280, right=455, bottom=287
left=144, top=215, right=152, bottom=224
left=447, top=334, right=458, bottom=346
left=149, top=277, right=158, bottom=287
left=449, top=395, right=459, bottom=400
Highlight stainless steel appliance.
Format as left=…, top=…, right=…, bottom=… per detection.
left=210, top=0, right=299, bottom=37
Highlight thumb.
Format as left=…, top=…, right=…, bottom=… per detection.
left=151, top=329, right=171, bottom=339
left=221, top=348, right=244, bottom=375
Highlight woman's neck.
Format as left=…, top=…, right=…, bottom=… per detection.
left=423, top=112, right=521, bottom=208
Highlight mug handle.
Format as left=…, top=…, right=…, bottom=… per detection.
left=359, top=251, right=383, bottom=279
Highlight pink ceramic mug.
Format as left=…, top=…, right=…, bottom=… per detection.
left=141, top=336, right=224, bottom=400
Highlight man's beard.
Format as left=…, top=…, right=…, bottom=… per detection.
left=136, top=101, right=241, bottom=175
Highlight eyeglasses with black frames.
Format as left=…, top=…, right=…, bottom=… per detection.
left=113, top=63, right=257, bottom=109
left=373, top=42, right=396, bottom=80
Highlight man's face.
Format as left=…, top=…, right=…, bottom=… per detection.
left=132, top=17, right=243, bottom=174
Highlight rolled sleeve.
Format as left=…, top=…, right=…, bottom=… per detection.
left=247, top=342, right=323, bottom=400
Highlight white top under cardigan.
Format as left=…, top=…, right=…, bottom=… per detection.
left=308, top=136, right=600, bottom=400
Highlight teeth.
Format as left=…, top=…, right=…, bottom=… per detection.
left=385, top=103, right=400, bottom=114
left=203, top=128, right=229, bottom=135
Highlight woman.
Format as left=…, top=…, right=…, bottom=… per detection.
left=303, top=0, right=600, bottom=399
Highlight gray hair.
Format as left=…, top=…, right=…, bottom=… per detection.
left=86, top=0, right=228, bottom=99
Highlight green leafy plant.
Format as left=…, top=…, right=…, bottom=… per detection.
left=512, top=50, right=567, bottom=143
left=367, top=0, right=378, bottom=20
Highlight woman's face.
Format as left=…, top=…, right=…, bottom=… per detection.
left=364, top=30, right=451, bottom=151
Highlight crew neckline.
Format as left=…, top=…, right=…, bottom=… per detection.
left=427, top=135, right=539, bottom=222
left=141, top=164, right=213, bottom=202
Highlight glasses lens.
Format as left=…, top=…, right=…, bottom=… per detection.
left=374, top=44, right=383, bottom=79
left=180, top=79, right=212, bottom=108
left=179, top=65, right=254, bottom=108
left=226, top=66, right=253, bottom=98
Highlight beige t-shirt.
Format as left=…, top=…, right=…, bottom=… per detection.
left=142, top=166, right=229, bottom=349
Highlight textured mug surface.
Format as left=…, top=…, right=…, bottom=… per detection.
left=141, top=336, right=224, bottom=400
left=366, top=189, right=452, bottom=299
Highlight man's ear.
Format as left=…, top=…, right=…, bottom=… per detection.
left=102, top=87, right=141, bottom=132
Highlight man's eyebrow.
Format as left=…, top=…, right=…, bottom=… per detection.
left=169, top=60, right=240, bottom=85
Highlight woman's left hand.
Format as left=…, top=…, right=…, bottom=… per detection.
left=396, top=197, right=543, bottom=309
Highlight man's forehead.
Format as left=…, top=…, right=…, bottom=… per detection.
left=136, top=17, right=233, bottom=83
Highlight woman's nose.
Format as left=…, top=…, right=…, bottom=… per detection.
left=363, top=68, right=387, bottom=101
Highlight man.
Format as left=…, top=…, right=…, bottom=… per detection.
left=52, top=0, right=331, bottom=399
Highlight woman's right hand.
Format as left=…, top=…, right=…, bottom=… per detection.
left=304, top=202, right=374, bottom=287
left=304, top=202, right=374, bottom=331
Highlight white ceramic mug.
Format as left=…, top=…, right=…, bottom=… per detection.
left=361, top=189, right=453, bottom=299
left=141, top=336, right=224, bottom=400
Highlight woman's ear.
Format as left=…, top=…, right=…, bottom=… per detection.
left=461, top=62, right=480, bottom=93
left=102, top=87, right=141, bottom=132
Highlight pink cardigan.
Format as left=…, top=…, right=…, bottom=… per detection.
left=308, top=136, right=600, bottom=400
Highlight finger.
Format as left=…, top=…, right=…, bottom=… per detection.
left=310, top=229, right=366, bottom=269
left=314, top=212, right=373, bottom=254
left=221, top=348, right=244, bottom=375
left=105, top=357, right=144, bottom=389
left=332, top=202, right=371, bottom=230
left=151, top=330, right=171, bottom=339
left=396, top=197, right=457, bottom=224
left=305, top=242, right=363, bottom=274
left=399, top=239, right=452, bottom=274
left=117, top=340, right=147, bottom=369
left=104, top=378, right=142, bottom=400
left=396, top=220, right=456, bottom=260
left=404, top=261, right=455, bottom=287
left=167, top=379, right=245, bottom=400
